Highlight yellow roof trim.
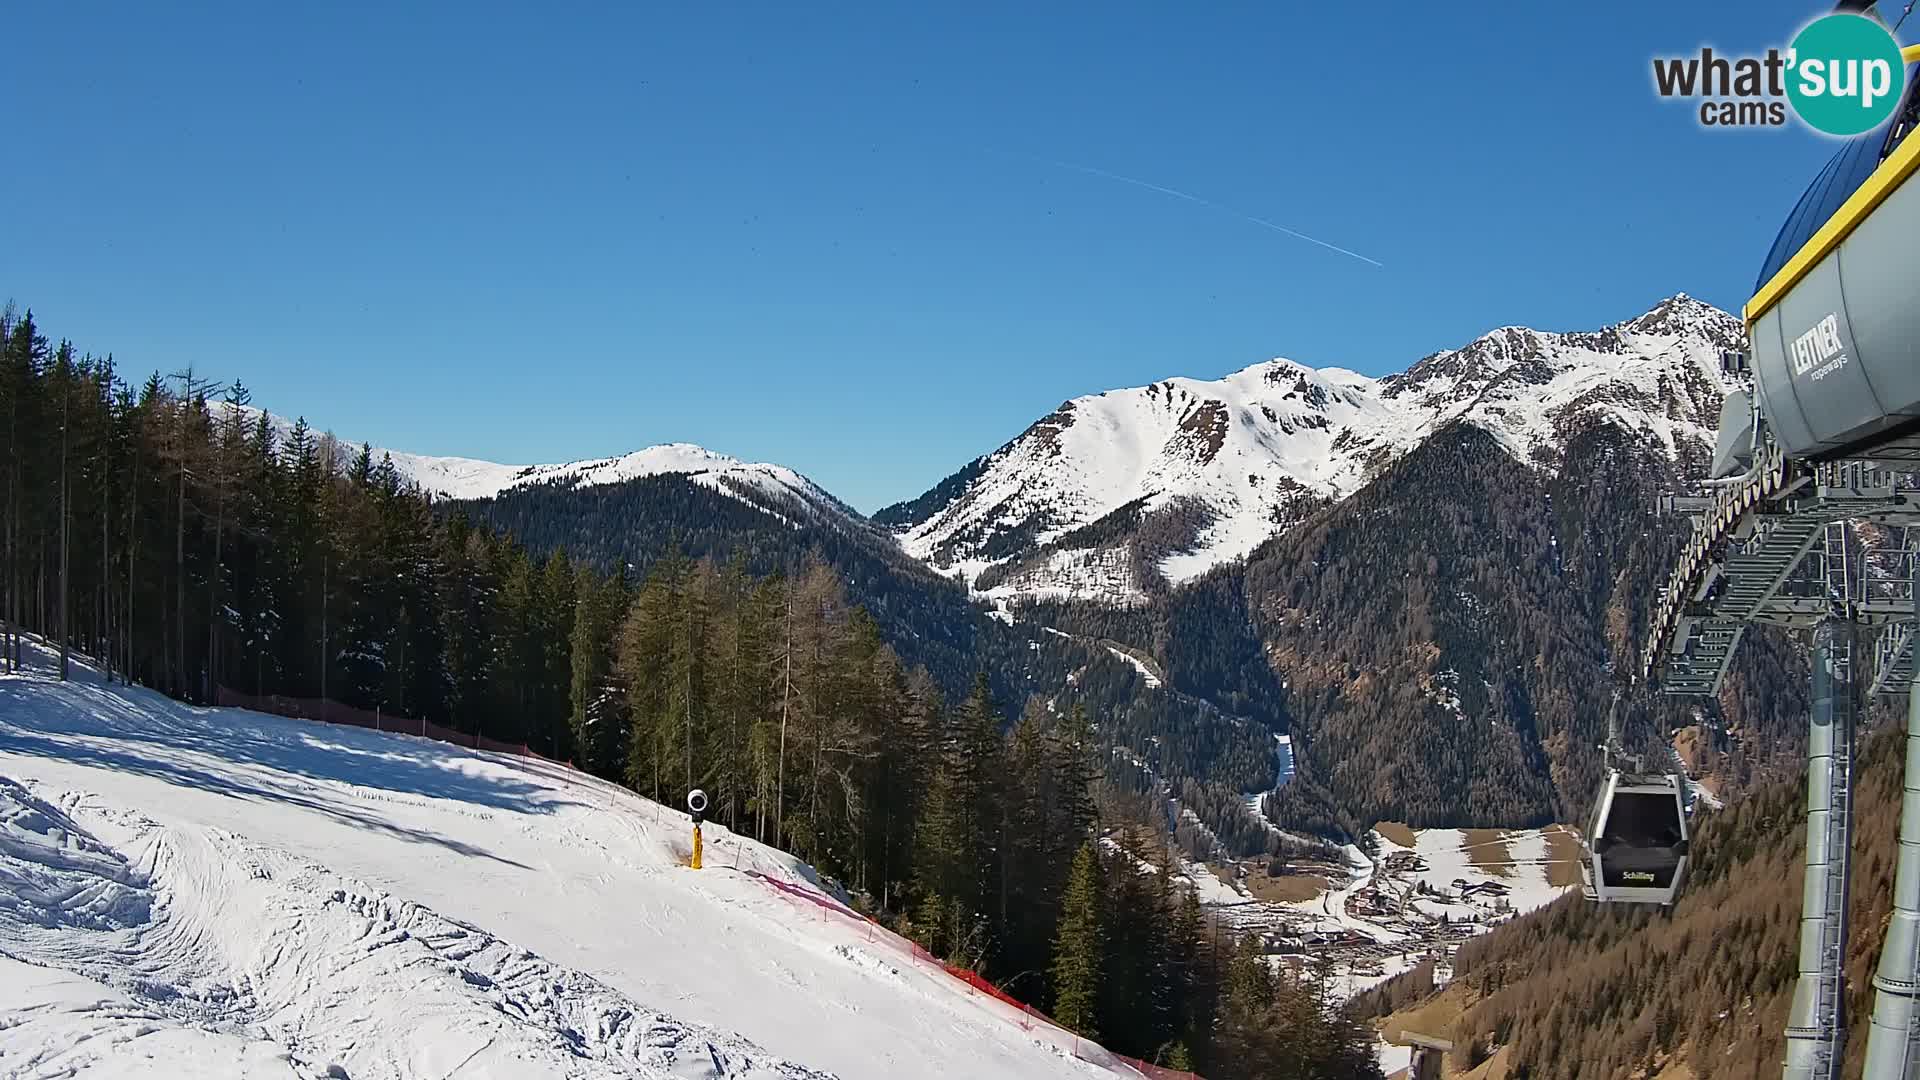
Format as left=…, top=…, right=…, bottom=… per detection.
left=1745, top=44, right=1920, bottom=326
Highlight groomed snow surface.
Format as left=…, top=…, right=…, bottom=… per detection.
left=0, top=646, right=1130, bottom=1080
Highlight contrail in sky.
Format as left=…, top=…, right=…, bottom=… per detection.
left=1024, top=154, right=1385, bottom=269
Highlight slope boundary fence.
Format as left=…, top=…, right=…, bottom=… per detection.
left=214, top=687, right=574, bottom=765
left=215, top=684, right=1198, bottom=1080
left=742, top=870, right=1202, bottom=1080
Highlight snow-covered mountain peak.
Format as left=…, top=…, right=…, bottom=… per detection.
left=1624, top=291, right=1736, bottom=339
left=224, top=404, right=856, bottom=530
left=476, top=441, right=833, bottom=507
left=884, top=295, right=1741, bottom=604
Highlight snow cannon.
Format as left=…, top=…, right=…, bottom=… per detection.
left=686, top=789, right=708, bottom=870
left=1734, top=45, right=1920, bottom=468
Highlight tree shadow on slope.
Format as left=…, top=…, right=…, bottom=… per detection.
left=0, top=717, right=538, bottom=871
left=0, top=673, right=579, bottom=832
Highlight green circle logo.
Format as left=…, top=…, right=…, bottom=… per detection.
left=1786, top=14, right=1907, bottom=136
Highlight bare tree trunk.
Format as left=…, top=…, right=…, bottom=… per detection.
left=684, top=655, right=694, bottom=795
left=100, top=425, right=111, bottom=683
left=2, top=449, right=11, bottom=674
left=808, top=608, right=823, bottom=861
left=127, top=442, right=138, bottom=685
left=4, top=462, right=14, bottom=673
left=777, top=594, right=792, bottom=847
left=320, top=554, right=329, bottom=705
left=208, top=487, right=223, bottom=695
left=57, top=376, right=69, bottom=680
left=175, top=447, right=186, bottom=696
left=4, top=374, right=17, bottom=674
left=997, top=799, right=1009, bottom=933
left=728, top=619, right=740, bottom=833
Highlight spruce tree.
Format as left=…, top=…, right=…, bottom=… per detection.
left=536, top=549, right=577, bottom=754
left=570, top=568, right=629, bottom=776
left=1051, top=840, right=1104, bottom=1039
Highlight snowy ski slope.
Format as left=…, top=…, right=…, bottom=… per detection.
left=0, top=647, right=1124, bottom=1080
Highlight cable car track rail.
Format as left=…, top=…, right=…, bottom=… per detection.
left=1643, top=461, right=1920, bottom=696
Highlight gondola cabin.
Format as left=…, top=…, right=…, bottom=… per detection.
left=1586, top=772, right=1690, bottom=905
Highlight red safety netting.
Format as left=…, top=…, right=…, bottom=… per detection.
left=742, top=870, right=1203, bottom=1080
left=216, top=687, right=394, bottom=731
left=214, top=688, right=1197, bottom=1079
left=215, top=686, right=574, bottom=769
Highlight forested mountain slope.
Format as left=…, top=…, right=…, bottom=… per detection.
left=442, top=313, right=1804, bottom=840
left=1359, top=704, right=1907, bottom=1079
left=1244, top=419, right=1807, bottom=833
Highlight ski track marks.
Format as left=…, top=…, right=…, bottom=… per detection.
left=0, top=774, right=833, bottom=1080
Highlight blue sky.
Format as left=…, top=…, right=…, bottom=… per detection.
left=0, top=3, right=1889, bottom=511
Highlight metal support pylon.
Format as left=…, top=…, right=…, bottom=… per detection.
left=1863, top=540, right=1920, bottom=1079
left=1786, top=524, right=1859, bottom=1080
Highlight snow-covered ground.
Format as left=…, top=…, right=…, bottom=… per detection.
left=1102, top=647, right=1160, bottom=689
left=1095, top=837, right=1247, bottom=910
left=1272, top=735, right=1294, bottom=787
left=0, top=646, right=1128, bottom=1080
left=1373, top=826, right=1573, bottom=919
left=1322, top=846, right=1405, bottom=945
left=1172, top=859, right=1246, bottom=908
left=1375, top=1037, right=1413, bottom=1078
left=1671, top=734, right=1726, bottom=812
left=0, top=952, right=309, bottom=1079
left=1688, top=776, right=1725, bottom=812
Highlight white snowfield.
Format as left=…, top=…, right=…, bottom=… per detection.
left=1371, top=826, right=1573, bottom=919
left=0, top=651, right=1126, bottom=1080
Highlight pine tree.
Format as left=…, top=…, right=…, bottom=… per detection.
left=618, top=550, right=684, bottom=797
left=537, top=550, right=577, bottom=757
left=1000, top=702, right=1055, bottom=981
left=442, top=519, right=500, bottom=732
left=1051, top=841, right=1104, bottom=1039
left=748, top=573, right=786, bottom=843
left=570, top=567, right=629, bottom=776
left=708, top=554, right=754, bottom=831
left=874, top=667, right=939, bottom=911
left=1169, top=884, right=1212, bottom=1057
left=953, top=672, right=1002, bottom=917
